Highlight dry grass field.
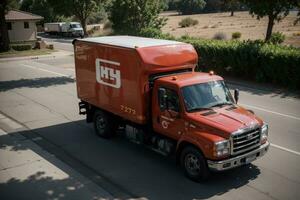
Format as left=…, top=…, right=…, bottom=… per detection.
left=161, top=11, right=300, bottom=47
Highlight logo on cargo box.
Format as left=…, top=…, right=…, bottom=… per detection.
left=96, top=58, right=121, bottom=88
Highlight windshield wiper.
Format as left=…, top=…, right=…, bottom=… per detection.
left=210, top=102, right=234, bottom=108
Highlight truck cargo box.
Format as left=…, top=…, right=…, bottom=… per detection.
left=44, top=22, right=63, bottom=33
left=73, top=36, right=198, bottom=124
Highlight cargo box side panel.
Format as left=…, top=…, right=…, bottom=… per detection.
left=74, top=41, right=147, bottom=124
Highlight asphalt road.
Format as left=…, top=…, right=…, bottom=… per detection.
left=0, top=52, right=300, bottom=199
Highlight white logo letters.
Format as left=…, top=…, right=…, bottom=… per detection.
left=96, top=58, right=121, bottom=88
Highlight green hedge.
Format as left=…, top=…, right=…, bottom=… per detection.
left=11, top=44, right=32, bottom=51
left=138, top=30, right=300, bottom=89
left=181, top=37, right=300, bottom=89
left=138, top=27, right=175, bottom=40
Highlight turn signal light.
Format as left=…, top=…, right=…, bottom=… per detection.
left=209, top=71, right=214, bottom=75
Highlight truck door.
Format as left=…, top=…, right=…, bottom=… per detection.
left=153, top=87, right=185, bottom=140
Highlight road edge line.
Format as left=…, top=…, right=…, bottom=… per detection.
left=240, top=104, right=300, bottom=121
left=270, top=143, right=300, bottom=156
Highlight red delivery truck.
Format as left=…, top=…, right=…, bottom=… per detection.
left=73, top=36, right=269, bottom=181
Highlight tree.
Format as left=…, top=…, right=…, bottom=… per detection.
left=20, top=0, right=56, bottom=23
left=294, top=1, right=300, bottom=25
left=295, top=11, right=300, bottom=25
left=48, top=0, right=101, bottom=35
left=242, top=0, right=294, bottom=41
left=0, top=0, right=19, bottom=52
left=177, top=0, right=206, bottom=15
left=222, top=0, right=239, bottom=16
left=203, top=0, right=222, bottom=13
left=108, top=0, right=166, bottom=34
left=86, top=4, right=107, bottom=24
left=160, top=0, right=169, bottom=11
left=73, top=0, right=98, bottom=35
left=167, top=0, right=179, bottom=10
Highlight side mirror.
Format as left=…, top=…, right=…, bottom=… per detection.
left=234, top=89, right=239, bottom=103
left=158, top=88, right=167, bottom=111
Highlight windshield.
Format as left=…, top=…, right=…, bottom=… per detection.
left=70, top=24, right=81, bottom=28
left=181, top=80, right=234, bottom=112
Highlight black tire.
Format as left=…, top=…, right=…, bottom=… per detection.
left=93, top=110, right=116, bottom=138
left=180, top=146, right=210, bottom=181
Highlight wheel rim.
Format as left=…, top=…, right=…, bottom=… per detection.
left=185, top=153, right=201, bottom=176
left=96, top=115, right=106, bottom=134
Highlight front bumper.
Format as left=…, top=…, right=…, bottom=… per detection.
left=207, top=142, right=269, bottom=171
left=72, top=31, right=83, bottom=36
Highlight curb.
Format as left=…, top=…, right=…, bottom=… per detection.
left=0, top=50, right=73, bottom=63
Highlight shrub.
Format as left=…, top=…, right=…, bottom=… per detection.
left=232, top=32, right=242, bottom=39
left=138, top=27, right=175, bottom=40
left=293, top=32, right=300, bottom=36
left=180, top=38, right=300, bottom=89
left=47, top=44, right=54, bottom=50
left=181, top=34, right=192, bottom=40
left=179, top=17, right=199, bottom=28
left=10, top=44, right=32, bottom=51
left=139, top=27, right=163, bottom=38
left=213, top=32, right=227, bottom=40
left=269, top=32, right=285, bottom=44
left=103, top=21, right=112, bottom=30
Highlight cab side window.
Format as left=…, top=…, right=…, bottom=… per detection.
left=158, top=87, right=180, bottom=112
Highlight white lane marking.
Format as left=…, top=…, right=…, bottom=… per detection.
left=270, top=143, right=300, bottom=156
left=21, top=64, right=74, bottom=78
left=240, top=103, right=300, bottom=121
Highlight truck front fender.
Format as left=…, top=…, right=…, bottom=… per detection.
left=176, top=131, right=224, bottom=161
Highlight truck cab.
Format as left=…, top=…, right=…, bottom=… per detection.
left=151, top=72, right=269, bottom=180
left=62, top=22, right=84, bottom=37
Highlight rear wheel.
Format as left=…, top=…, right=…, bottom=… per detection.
left=180, top=146, right=210, bottom=181
left=93, top=110, right=116, bottom=138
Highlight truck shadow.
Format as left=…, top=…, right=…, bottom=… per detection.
left=0, top=120, right=261, bottom=200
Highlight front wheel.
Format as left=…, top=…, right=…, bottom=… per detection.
left=180, top=146, right=210, bottom=181
left=93, top=110, right=116, bottom=138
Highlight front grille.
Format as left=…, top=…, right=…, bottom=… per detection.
left=231, top=127, right=261, bottom=156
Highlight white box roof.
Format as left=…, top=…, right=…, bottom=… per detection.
left=78, top=36, right=184, bottom=49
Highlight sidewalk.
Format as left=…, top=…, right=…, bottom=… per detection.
left=0, top=50, right=73, bottom=63
left=0, top=113, right=113, bottom=200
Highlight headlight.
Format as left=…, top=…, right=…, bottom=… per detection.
left=260, top=123, right=268, bottom=144
left=213, top=140, right=230, bottom=157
